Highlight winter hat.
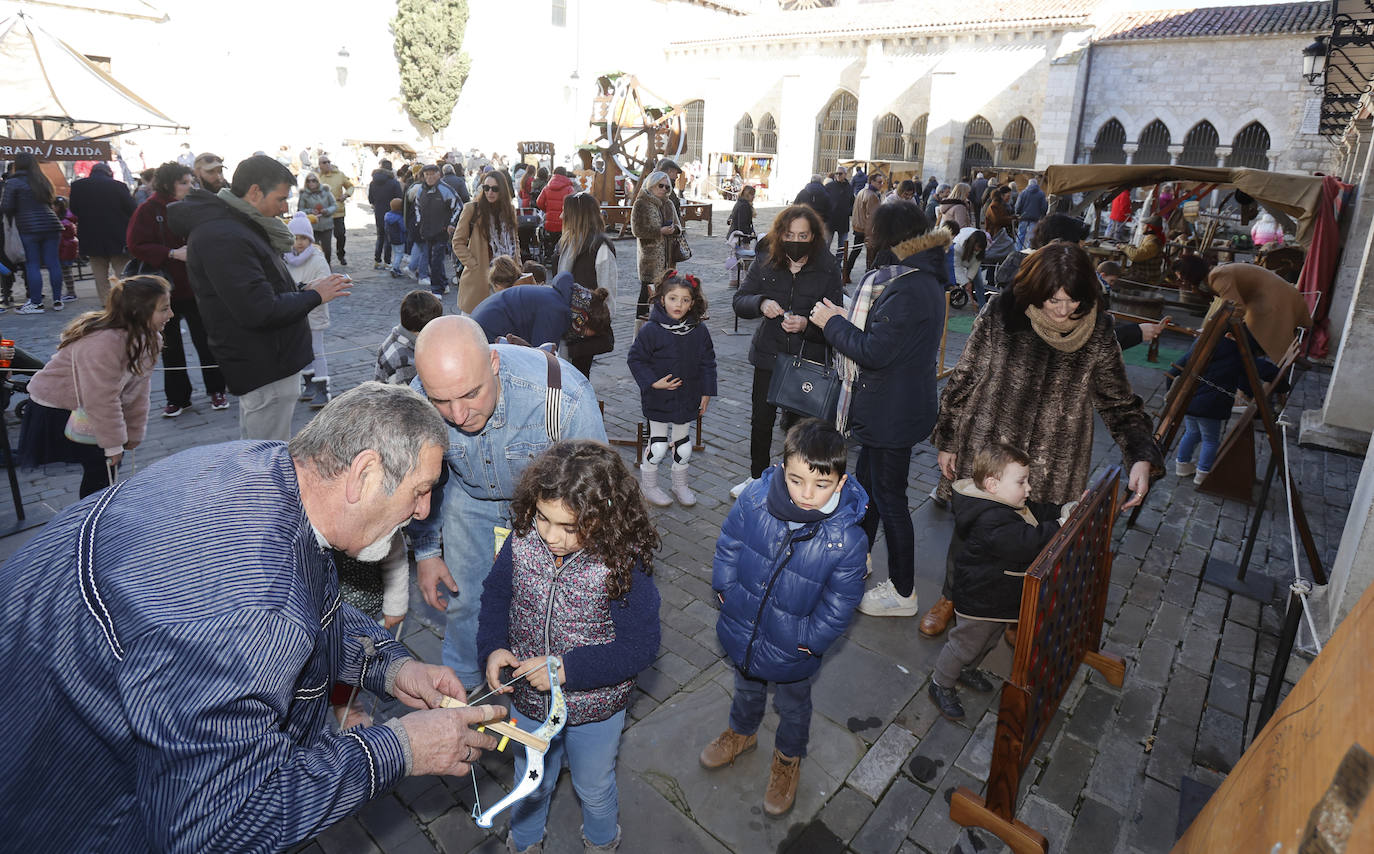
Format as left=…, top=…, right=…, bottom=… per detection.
left=288, top=212, right=315, bottom=241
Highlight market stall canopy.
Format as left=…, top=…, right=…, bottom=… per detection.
left=1042, top=164, right=1327, bottom=246
left=0, top=11, right=184, bottom=141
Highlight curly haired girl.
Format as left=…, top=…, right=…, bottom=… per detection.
left=626, top=269, right=717, bottom=507
left=476, top=439, right=661, bottom=854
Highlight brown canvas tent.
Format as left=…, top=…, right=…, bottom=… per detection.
left=0, top=11, right=183, bottom=141
left=1041, top=164, right=1328, bottom=246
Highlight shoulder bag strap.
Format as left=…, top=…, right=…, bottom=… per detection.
left=542, top=348, right=563, bottom=443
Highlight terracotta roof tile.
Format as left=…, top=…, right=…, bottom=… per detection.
left=1094, top=2, right=1330, bottom=43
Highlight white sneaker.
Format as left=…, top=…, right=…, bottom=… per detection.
left=1194, top=470, right=1209, bottom=485
left=730, top=476, right=757, bottom=499
left=1175, top=461, right=1196, bottom=477
left=418, top=277, right=431, bottom=287
left=857, top=580, right=919, bottom=617
left=15, top=302, right=44, bottom=315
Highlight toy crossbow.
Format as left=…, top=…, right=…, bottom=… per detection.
left=439, top=655, right=566, bottom=828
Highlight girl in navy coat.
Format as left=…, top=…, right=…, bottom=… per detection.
left=627, top=270, right=717, bottom=507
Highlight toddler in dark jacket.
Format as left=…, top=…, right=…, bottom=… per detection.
left=627, top=270, right=717, bottom=507
left=929, top=443, right=1073, bottom=722
left=704, top=419, right=868, bottom=816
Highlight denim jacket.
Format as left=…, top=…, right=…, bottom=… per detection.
left=408, top=344, right=607, bottom=563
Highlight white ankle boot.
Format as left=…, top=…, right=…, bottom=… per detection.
left=671, top=466, right=697, bottom=506
left=639, top=463, right=672, bottom=507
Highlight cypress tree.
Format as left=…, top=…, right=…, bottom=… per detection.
left=392, top=0, right=472, bottom=135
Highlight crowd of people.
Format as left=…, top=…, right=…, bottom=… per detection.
left=0, top=144, right=1314, bottom=854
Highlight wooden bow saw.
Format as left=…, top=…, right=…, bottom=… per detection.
left=439, top=656, right=567, bottom=828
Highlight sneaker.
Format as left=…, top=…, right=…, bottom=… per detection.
left=928, top=681, right=965, bottom=721
left=1194, top=469, right=1209, bottom=485
left=210, top=392, right=230, bottom=410
left=857, top=579, right=919, bottom=617
left=699, top=728, right=757, bottom=769
left=957, top=666, right=995, bottom=692
left=418, top=277, right=431, bottom=287
left=64, top=291, right=77, bottom=301
left=338, top=254, right=348, bottom=266
left=16, top=302, right=44, bottom=315
left=373, top=260, right=383, bottom=270
left=162, top=403, right=187, bottom=418
left=729, top=476, right=756, bottom=499
left=390, top=269, right=403, bottom=278
left=52, top=299, right=63, bottom=311
left=1175, top=460, right=1196, bottom=477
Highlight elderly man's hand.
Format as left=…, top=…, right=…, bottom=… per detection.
left=416, top=556, right=458, bottom=610
left=391, top=660, right=467, bottom=710
left=399, top=705, right=505, bottom=777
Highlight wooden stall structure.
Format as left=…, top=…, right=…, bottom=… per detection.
left=706, top=151, right=774, bottom=199
left=839, top=158, right=923, bottom=190
left=578, top=74, right=686, bottom=206
left=679, top=202, right=714, bottom=236
left=950, top=467, right=1125, bottom=854
left=1171, top=581, right=1374, bottom=853
left=516, top=140, right=554, bottom=171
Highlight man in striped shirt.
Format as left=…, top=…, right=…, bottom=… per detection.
left=0, top=383, right=504, bottom=852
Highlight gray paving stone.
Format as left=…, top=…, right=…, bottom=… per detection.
left=654, top=649, right=701, bottom=686
left=852, top=778, right=931, bottom=854
left=1063, top=683, right=1118, bottom=748
left=812, top=636, right=925, bottom=741
left=357, top=795, right=424, bottom=850
left=1032, top=734, right=1094, bottom=815
left=1063, top=797, right=1124, bottom=854
left=1190, top=591, right=1227, bottom=633
left=905, top=766, right=985, bottom=854
left=1017, top=794, right=1074, bottom=854
left=1218, top=620, right=1258, bottom=669
left=907, top=717, right=972, bottom=793
left=1149, top=601, right=1189, bottom=642
left=1109, top=603, right=1152, bottom=648
left=1159, top=668, right=1208, bottom=734
left=1133, top=637, right=1177, bottom=687
left=1086, top=738, right=1146, bottom=809
left=315, top=817, right=382, bottom=854
left=952, top=711, right=996, bottom=781
left=1205, top=660, right=1250, bottom=719
left=1124, top=776, right=1181, bottom=854
left=817, top=785, right=877, bottom=844
left=1171, top=546, right=1206, bottom=577
left=1160, top=571, right=1198, bottom=608
left=1176, top=624, right=1219, bottom=674
left=1114, top=683, right=1163, bottom=744
left=847, top=723, right=920, bottom=801
left=1194, top=708, right=1244, bottom=773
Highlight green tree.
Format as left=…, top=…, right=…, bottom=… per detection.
left=392, top=0, right=472, bottom=135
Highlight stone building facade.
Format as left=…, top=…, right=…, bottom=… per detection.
left=661, top=1, right=1331, bottom=195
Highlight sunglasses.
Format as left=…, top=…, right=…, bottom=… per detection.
left=656, top=183, right=670, bottom=190
left=482, top=184, right=500, bottom=192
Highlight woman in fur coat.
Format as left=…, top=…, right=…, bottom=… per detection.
left=632, top=170, right=680, bottom=322
left=918, top=242, right=1164, bottom=637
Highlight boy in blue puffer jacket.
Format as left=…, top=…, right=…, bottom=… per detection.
left=704, top=418, right=868, bottom=816
left=384, top=198, right=407, bottom=278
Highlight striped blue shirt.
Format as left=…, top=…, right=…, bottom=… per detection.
left=0, top=442, right=411, bottom=852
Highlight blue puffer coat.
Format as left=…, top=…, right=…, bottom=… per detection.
left=626, top=303, right=717, bottom=423
left=713, top=467, right=869, bottom=682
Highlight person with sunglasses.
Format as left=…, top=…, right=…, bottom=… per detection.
left=453, top=173, right=519, bottom=314
left=631, top=170, right=682, bottom=325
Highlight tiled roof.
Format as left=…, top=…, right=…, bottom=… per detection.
left=1094, top=2, right=1330, bottom=43
left=670, top=0, right=1101, bottom=46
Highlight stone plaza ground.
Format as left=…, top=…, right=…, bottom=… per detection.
left=0, top=203, right=1359, bottom=854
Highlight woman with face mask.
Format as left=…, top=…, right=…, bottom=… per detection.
left=729, top=204, right=842, bottom=498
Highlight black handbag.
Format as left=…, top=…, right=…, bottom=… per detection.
left=766, top=344, right=840, bottom=423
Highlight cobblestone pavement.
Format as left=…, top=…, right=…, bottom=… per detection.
left=0, top=202, right=1357, bottom=854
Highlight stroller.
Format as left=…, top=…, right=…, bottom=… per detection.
left=947, top=229, right=1013, bottom=309
left=517, top=207, right=545, bottom=265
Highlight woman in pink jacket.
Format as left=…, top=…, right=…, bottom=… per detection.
left=19, top=275, right=173, bottom=496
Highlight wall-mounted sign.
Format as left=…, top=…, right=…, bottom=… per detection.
left=0, top=139, right=113, bottom=161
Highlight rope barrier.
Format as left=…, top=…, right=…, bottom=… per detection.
left=2, top=343, right=382, bottom=375
left=1279, top=416, right=1322, bottom=654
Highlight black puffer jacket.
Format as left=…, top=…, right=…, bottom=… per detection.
left=68, top=167, right=136, bottom=256
left=949, top=479, right=1063, bottom=622
left=167, top=189, right=320, bottom=395
left=820, top=230, right=948, bottom=448
left=733, top=245, right=842, bottom=369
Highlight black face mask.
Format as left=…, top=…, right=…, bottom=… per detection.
left=782, top=240, right=809, bottom=262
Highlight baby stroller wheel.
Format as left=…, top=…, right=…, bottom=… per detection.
left=948, top=287, right=969, bottom=309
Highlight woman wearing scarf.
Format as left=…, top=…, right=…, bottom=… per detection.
left=916, top=242, right=1163, bottom=637
left=632, top=170, right=681, bottom=324
left=808, top=201, right=947, bottom=618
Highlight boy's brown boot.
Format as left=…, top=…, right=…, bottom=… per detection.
left=699, top=728, right=757, bottom=769
left=763, top=750, right=801, bottom=815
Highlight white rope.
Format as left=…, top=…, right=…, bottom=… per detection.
left=1279, top=416, right=1322, bottom=654
left=3, top=343, right=382, bottom=375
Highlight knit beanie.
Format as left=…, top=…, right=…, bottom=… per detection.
left=288, top=212, right=315, bottom=240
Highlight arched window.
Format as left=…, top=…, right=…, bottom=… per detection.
left=1228, top=122, right=1272, bottom=169
left=1092, top=119, right=1127, bottom=163
left=960, top=116, right=995, bottom=178
left=1179, top=121, right=1219, bottom=166
left=683, top=100, right=705, bottom=162
left=1000, top=117, right=1036, bottom=168
left=757, top=113, right=777, bottom=154
left=873, top=113, right=905, bottom=159
left=1135, top=120, right=1172, bottom=164
left=814, top=90, right=858, bottom=174
left=909, top=113, right=928, bottom=163
left=734, top=114, right=755, bottom=152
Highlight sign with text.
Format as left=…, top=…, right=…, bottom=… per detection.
left=0, top=139, right=112, bottom=161
left=517, top=141, right=555, bottom=156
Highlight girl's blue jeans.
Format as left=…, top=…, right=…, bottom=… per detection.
left=1177, top=415, right=1226, bottom=472
left=19, top=231, right=62, bottom=304
left=508, top=708, right=625, bottom=850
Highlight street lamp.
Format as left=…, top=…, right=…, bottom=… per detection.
left=336, top=46, right=351, bottom=87
left=1303, top=36, right=1328, bottom=86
